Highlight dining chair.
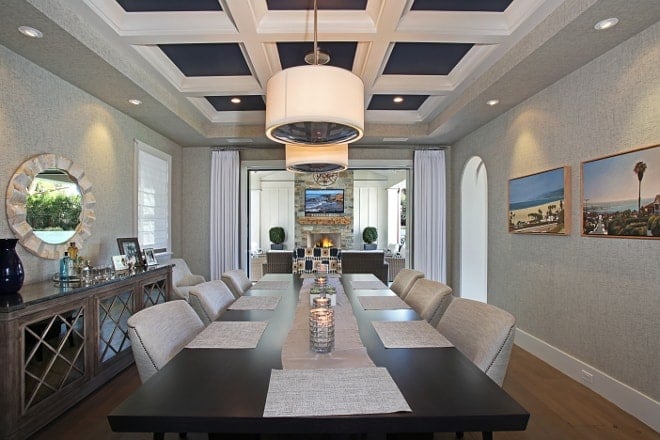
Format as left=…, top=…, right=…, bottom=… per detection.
left=127, top=300, right=204, bottom=440
left=188, top=280, right=236, bottom=326
left=436, top=297, right=516, bottom=386
left=221, top=269, right=253, bottom=298
left=403, top=279, right=453, bottom=326
left=170, top=258, right=206, bottom=301
left=436, top=298, right=516, bottom=440
left=127, top=300, right=204, bottom=383
left=390, top=268, right=424, bottom=299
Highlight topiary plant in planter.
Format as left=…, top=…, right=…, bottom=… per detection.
left=362, top=226, right=378, bottom=250
left=269, top=226, right=285, bottom=250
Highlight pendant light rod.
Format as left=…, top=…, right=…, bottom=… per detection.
left=313, top=0, right=319, bottom=65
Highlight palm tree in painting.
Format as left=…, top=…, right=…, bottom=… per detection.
left=633, top=161, right=647, bottom=213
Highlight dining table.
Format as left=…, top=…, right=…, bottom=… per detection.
left=108, top=273, right=529, bottom=438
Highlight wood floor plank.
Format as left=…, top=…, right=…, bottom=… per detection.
left=30, top=346, right=659, bottom=440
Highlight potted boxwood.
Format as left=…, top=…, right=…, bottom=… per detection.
left=362, top=226, right=378, bottom=250
left=269, top=226, right=285, bottom=250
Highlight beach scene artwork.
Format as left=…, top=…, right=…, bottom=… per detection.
left=509, top=167, right=569, bottom=234
left=582, top=144, right=660, bottom=238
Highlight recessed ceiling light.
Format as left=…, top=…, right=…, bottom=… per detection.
left=230, top=97, right=241, bottom=104
left=128, top=99, right=142, bottom=106
left=393, top=96, right=404, bottom=103
left=594, top=18, right=619, bottom=30
left=18, top=26, right=43, bottom=38
left=486, top=99, right=499, bottom=106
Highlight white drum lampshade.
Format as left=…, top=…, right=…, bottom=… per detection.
left=285, top=144, right=348, bottom=173
left=266, top=65, right=364, bottom=145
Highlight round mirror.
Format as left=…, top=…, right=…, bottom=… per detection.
left=6, top=154, right=95, bottom=259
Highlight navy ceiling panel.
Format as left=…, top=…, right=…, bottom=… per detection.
left=206, top=96, right=266, bottom=112
left=411, top=0, right=513, bottom=12
left=267, top=0, right=367, bottom=10
left=116, top=0, right=222, bottom=12
left=278, top=42, right=357, bottom=70
left=159, top=43, right=250, bottom=77
left=368, top=95, right=429, bottom=111
left=383, top=43, right=473, bottom=75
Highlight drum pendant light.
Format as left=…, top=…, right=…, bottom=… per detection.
left=285, top=144, right=348, bottom=173
left=265, top=0, right=364, bottom=145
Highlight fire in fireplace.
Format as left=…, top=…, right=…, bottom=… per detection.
left=307, top=233, right=341, bottom=248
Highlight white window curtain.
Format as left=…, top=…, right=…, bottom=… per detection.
left=135, top=140, right=171, bottom=252
left=210, top=150, right=240, bottom=279
left=413, top=149, right=447, bottom=282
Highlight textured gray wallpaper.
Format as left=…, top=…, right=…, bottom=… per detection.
left=0, top=44, right=183, bottom=284
left=450, top=23, right=659, bottom=400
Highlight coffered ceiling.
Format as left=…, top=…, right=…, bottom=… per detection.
left=2, top=0, right=659, bottom=147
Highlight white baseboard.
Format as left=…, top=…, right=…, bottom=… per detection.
left=514, top=329, right=659, bottom=433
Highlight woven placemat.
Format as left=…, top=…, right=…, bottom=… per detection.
left=228, top=295, right=281, bottom=310
left=263, top=367, right=411, bottom=417
left=350, top=280, right=388, bottom=290
left=358, top=295, right=411, bottom=310
left=251, top=280, right=292, bottom=291
left=185, top=321, right=268, bottom=349
left=372, top=320, right=453, bottom=348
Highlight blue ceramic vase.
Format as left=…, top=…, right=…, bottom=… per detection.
left=0, top=238, right=25, bottom=295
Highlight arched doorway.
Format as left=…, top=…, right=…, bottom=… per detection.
left=460, top=156, right=488, bottom=303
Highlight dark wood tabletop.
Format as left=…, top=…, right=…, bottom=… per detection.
left=108, top=274, right=529, bottom=437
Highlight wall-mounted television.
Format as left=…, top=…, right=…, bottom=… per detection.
left=305, top=188, right=344, bottom=214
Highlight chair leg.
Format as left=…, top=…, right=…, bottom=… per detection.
left=455, top=433, right=464, bottom=439
left=153, top=433, right=164, bottom=440
left=481, top=432, right=493, bottom=440
left=179, top=433, right=187, bottom=438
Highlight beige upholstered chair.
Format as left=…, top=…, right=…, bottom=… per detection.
left=404, top=279, right=453, bottom=326
left=436, top=298, right=516, bottom=386
left=188, top=280, right=235, bottom=326
left=390, top=268, right=424, bottom=299
left=127, top=300, right=204, bottom=383
left=170, top=258, right=206, bottom=301
left=221, top=269, right=253, bottom=299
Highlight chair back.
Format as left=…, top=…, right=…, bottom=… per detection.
left=404, top=279, right=453, bottom=326
left=127, top=300, right=204, bottom=383
left=189, top=280, right=235, bottom=326
left=221, top=269, right=252, bottom=298
left=170, top=258, right=206, bottom=301
left=264, top=251, right=293, bottom=274
left=390, top=268, right=424, bottom=299
left=340, top=251, right=389, bottom=284
left=436, top=298, right=516, bottom=386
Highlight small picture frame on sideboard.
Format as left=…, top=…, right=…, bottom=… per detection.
left=144, top=248, right=158, bottom=266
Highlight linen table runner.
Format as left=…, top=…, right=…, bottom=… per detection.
left=372, top=320, right=453, bottom=348
left=185, top=321, right=268, bottom=349
left=281, top=277, right=375, bottom=369
left=228, top=295, right=281, bottom=310
left=262, top=367, right=411, bottom=417
left=358, top=295, right=411, bottom=310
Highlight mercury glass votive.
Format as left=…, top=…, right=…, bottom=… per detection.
left=313, top=295, right=331, bottom=308
left=309, top=307, right=334, bottom=353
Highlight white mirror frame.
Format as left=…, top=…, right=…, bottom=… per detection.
left=5, top=154, right=96, bottom=259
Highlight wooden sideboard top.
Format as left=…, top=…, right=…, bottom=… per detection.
left=0, top=264, right=172, bottom=315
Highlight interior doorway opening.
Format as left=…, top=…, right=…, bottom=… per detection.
left=460, top=156, right=488, bottom=303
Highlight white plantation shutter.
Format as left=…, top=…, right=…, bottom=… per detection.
left=135, top=140, right=171, bottom=252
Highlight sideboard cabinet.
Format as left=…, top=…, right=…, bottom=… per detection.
left=0, top=265, right=172, bottom=440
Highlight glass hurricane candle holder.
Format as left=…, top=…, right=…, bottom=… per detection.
left=309, top=307, right=334, bottom=353
left=313, top=295, right=331, bottom=308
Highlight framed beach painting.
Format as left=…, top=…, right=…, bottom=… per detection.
left=508, top=166, right=570, bottom=235
left=582, top=144, right=660, bottom=239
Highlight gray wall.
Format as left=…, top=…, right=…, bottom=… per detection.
left=0, top=44, right=183, bottom=284
left=449, top=22, right=659, bottom=400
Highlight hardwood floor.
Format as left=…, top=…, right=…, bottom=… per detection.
left=30, top=346, right=658, bottom=440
